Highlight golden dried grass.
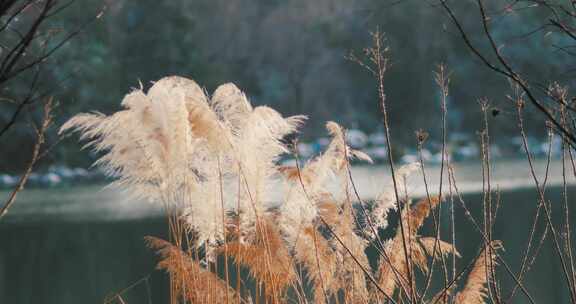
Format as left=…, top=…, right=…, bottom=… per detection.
left=226, top=217, right=296, bottom=302
left=454, top=241, right=503, bottom=304
left=145, top=236, right=234, bottom=304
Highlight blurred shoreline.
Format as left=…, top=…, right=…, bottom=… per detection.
left=1, top=158, right=571, bottom=223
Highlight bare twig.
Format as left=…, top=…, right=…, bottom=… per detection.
left=0, top=97, right=53, bottom=220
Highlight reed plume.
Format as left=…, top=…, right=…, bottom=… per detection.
left=280, top=121, right=365, bottom=244
left=226, top=216, right=296, bottom=302
left=368, top=162, right=420, bottom=238
left=293, top=225, right=339, bottom=303
left=60, top=77, right=221, bottom=201
left=334, top=200, right=371, bottom=303
left=279, top=121, right=372, bottom=302
left=145, top=236, right=234, bottom=304
left=376, top=197, right=459, bottom=298
left=234, top=106, right=305, bottom=233
left=454, top=241, right=503, bottom=304
left=62, top=75, right=493, bottom=304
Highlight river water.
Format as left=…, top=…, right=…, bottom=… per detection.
left=0, top=160, right=574, bottom=303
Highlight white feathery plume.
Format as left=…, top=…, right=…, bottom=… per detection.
left=280, top=121, right=372, bottom=243
left=368, top=162, right=420, bottom=237
left=147, top=79, right=196, bottom=191
left=182, top=167, right=225, bottom=260
left=232, top=105, right=306, bottom=233
left=210, top=83, right=253, bottom=134
left=280, top=121, right=346, bottom=244
left=61, top=87, right=185, bottom=203
left=279, top=121, right=373, bottom=304
left=61, top=76, right=234, bottom=249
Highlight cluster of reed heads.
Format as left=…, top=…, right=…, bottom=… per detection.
left=61, top=76, right=502, bottom=304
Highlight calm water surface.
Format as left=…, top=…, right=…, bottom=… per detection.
left=1, top=161, right=575, bottom=303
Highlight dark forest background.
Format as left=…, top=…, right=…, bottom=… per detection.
left=0, top=0, right=571, bottom=172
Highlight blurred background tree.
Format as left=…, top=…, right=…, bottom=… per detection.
left=1, top=0, right=570, bottom=171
